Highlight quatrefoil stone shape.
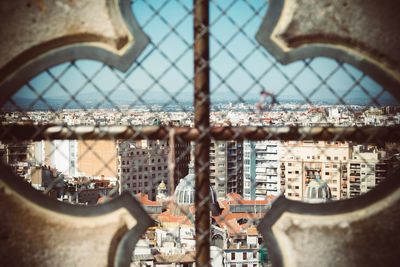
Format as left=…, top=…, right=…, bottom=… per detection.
left=256, top=0, right=400, bottom=101
left=0, top=0, right=149, bottom=106
left=0, top=164, right=153, bottom=267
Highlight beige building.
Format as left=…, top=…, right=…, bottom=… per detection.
left=29, top=140, right=117, bottom=179
left=77, top=140, right=117, bottom=179
left=280, top=141, right=350, bottom=201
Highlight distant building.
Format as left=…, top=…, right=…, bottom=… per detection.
left=31, top=140, right=117, bottom=179
left=77, top=140, right=117, bottom=179
left=280, top=141, right=350, bottom=201
left=348, top=145, right=387, bottom=198
left=1, top=142, right=33, bottom=178
left=118, top=139, right=189, bottom=200
left=210, top=141, right=243, bottom=199
left=224, top=244, right=261, bottom=267
left=303, top=174, right=332, bottom=203
left=243, top=140, right=280, bottom=200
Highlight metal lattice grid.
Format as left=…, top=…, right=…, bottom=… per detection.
left=0, top=0, right=399, bottom=266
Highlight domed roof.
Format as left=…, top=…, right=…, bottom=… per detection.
left=158, top=180, right=167, bottom=190
left=174, top=172, right=196, bottom=205
left=173, top=142, right=221, bottom=215
left=305, top=176, right=332, bottom=203
left=174, top=172, right=218, bottom=206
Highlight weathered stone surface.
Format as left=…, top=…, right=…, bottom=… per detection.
left=0, top=165, right=153, bottom=267
left=258, top=176, right=400, bottom=266
left=0, top=0, right=148, bottom=106
left=256, top=0, right=400, bottom=100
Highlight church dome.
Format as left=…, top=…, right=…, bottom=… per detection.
left=174, top=173, right=196, bottom=205
left=174, top=172, right=218, bottom=209
left=173, top=142, right=221, bottom=215
left=304, top=176, right=332, bottom=203
left=158, top=180, right=167, bottom=191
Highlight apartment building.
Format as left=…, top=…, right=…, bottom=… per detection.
left=280, top=141, right=350, bottom=201
left=348, top=145, right=387, bottom=198
left=1, top=142, right=33, bottom=178
left=118, top=139, right=189, bottom=200
left=210, top=141, right=243, bottom=199
left=77, top=140, right=117, bottom=179
left=243, top=140, right=280, bottom=200
left=31, top=140, right=117, bottom=179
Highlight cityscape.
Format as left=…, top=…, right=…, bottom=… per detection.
left=2, top=101, right=400, bottom=127
left=1, top=0, right=399, bottom=265
left=1, top=103, right=400, bottom=266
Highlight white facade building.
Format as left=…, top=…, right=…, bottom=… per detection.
left=243, top=140, right=280, bottom=200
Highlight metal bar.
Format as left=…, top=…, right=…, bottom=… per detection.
left=1, top=124, right=400, bottom=144
left=194, top=0, right=210, bottom=266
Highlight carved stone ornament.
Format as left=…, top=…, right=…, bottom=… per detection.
left=0, top=0, right=149, bottom=106
left=256, top=1, right=400, bottom=265
left=0, top=163, right=154, bottom=267
left=256, top=0, right=400, bottom=101
left=258, top=173, right=400, bottom=266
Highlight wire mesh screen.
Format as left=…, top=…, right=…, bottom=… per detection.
left=0, top=0, right=400, bottom=266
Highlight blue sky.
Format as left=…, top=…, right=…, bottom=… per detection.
left=11, top=0, right=398, bottom=109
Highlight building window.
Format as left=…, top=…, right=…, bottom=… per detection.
left=243, top=252, right=247, bottom=260
left=231, top=252, right=235, bottom=260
